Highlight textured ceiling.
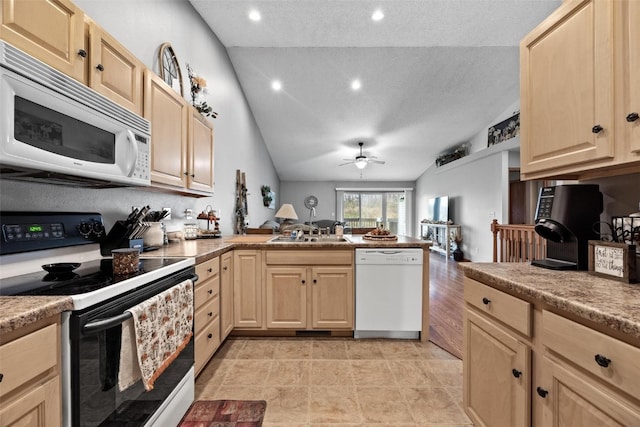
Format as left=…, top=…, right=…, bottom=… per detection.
left=189, top=0, right=561, bottom=181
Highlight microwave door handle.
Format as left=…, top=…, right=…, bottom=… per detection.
left=125, top=130, right=138, bottom=177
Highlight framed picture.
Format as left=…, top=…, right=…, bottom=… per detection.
left=587, top=240, right=637, bottom=283
left=488, top=111, right=520, bottom=147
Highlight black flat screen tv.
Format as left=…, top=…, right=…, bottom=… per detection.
left=427, top=196, right=449, bottom=223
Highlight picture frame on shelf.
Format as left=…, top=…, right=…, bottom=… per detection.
left=488, top=111, right=520, bottom=147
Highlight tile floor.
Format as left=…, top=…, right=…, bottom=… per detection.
left=195, top=337, right=474, bottom=426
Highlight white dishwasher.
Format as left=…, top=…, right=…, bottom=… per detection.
left=355, top=248, right=423, bottom=339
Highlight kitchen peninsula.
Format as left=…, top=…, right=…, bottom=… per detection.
left=459, top=262, right=640, bottom=426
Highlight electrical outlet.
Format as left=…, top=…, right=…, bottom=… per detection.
left=162, top=207, right=172, bottom=220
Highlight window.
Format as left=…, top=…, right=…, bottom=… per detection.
left=341, top=191, right=406, bottom=234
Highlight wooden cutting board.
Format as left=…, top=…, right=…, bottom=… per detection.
left=226, top=235, right=274, bottom=243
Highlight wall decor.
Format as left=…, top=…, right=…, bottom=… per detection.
left=261, top=185, right=273, bottom=207
left=435, top=143, right=470, bottom=167
left=158, top=43, right=184, bottom=96
left=587, top=240, right=637, bottom=283
left=186, top=63, right=218, bottom=118
left=488, top=111, right=520, bottom=147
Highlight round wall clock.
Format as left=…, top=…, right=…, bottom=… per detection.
left=158, top=42, right=184, bottom=96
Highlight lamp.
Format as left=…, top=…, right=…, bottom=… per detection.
left=354, top=157, right=368, bottom=169
left=275, top=203, right=298, bottom=224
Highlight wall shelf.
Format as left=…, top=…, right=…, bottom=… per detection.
left=433, top=137, right=520, bottom=174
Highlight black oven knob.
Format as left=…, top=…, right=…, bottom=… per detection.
left=91, top=222, right=105, bottom=238
left=78, top=222, right=92, bottom=238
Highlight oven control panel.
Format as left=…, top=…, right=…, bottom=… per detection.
left=0, top=212, right=104, bottom=255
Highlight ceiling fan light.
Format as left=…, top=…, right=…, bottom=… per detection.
left=355, top=158, right=367, bottom=169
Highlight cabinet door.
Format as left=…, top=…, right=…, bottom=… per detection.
left=625, top=0, right=640, bottom=154
left=0, top=376, right=61, bottom=427
left=144, top=70, right=188, bottom=188
left=540, top=356, right=640, bottom=426
left=311, top=266, right=354, bottom=329
left=87, top=22, right=143, bottom=115
left=220, top=252, right=234, bottom=339
left=265, top=267, right=307, bottom=329
left=188, top=107, right=215, bottom=193
left=520, top=0, right=614, bottom=176
left=233, top=250, right=262, bottom=328
left=0, top=0, right=85, bottom=81
left=463, top=309, right=531, bottom=427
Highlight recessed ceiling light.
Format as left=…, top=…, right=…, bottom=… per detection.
left=271, top=80, right=282, bottom=91
left=248, top=10, right=261, bottom=21
left=351, top=79, right=361, bottom=91
left=372, top=9, right=384, bottom=21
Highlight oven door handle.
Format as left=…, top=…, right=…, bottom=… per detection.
left=81, top=274, right=199, bottom=336
left=82, top=312, right=133, bottom=335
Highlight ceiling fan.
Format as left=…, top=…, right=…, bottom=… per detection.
left=339, top=142, right=386, bottom=169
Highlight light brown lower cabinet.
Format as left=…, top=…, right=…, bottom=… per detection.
left=0, top=317, right=61, bottom=427
left=264, top=250, right=354, bottom=331
left=194, top=256, right=221, bottom=375
left=463, top=277, right=640, bottom=427
left=220, top=251, right=234, bottom=340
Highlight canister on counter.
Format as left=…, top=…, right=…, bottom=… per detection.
left=112, top=248, right=139, bottom=275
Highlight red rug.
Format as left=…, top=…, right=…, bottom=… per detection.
left=178, top=400, right=266, bottom=426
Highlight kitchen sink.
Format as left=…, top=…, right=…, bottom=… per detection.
left=268, top=235, right=350, bottom=243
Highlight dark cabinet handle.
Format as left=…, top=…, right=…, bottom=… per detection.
left=594, top=354, right=611, bottom=368
left=96, top=64, right=104, bottom=71
left=512, top=369, right=522, bottom=378
left=223, top=266, right=228, bottom=271
left=77, top=49, right=87, bottom=58
left=482, top=297, right=491, bottom=305
left=208, top=311, right=213, bottom=317
left=313, top=279, right=317, bottom=283
left=207, top=289, right=213, bottom=294
left=0, top=373, right=3, bottom=382
left=592, top=125, right=603, bottom=134
left=207, top=333, right=213, bottom=339
left=184, top=171, right=189, bottom=176
left=207, top=268, right=213, bottom=273
left=626, top=112, right=639, bottom=122
left=191, top=174, right=195, bottom=178
left=301, top=279, right=306, bottom=284
left=536, top=387, right=548, bottom=398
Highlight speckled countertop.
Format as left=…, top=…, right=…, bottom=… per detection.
left=0, top=234, right=429, bottom=335
left=0, top=296, right=73, bottom=335
left=459, top=262, right=640, bottom=341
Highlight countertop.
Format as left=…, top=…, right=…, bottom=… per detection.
left=0, top=234, right=429, bottom=335
left=459, top=262, right=640, bottom=341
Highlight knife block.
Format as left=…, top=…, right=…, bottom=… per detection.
left=100, top=220, right=131, bottom=256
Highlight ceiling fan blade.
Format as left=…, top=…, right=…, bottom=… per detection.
left=338, top=161, right=355, bottom=166
left=369, top=159, right=386, bottom=165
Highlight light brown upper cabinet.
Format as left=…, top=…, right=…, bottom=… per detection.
left=187, top=106, right=215, bottom=194
left=86, top=20, right=143, bottom=115
left=0, top=0, right=85, bottom=81
left=520, top=0, right=640, bottom=180
left=144, top=69, right=189, bottom=189
left=622, top=0, right=640, bottom=155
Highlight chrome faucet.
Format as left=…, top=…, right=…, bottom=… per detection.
left=308, top=207, right=316, bottom=235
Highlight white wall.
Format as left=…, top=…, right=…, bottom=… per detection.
left=0, top=0, right=278, bottom=234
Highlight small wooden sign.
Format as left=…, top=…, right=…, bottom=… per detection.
left=588, top=240, right=637, bottom=283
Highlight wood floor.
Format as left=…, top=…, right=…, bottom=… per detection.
left=428, top=251, right=465, bottom=359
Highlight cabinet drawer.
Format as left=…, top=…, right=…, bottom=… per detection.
left=195, top=297, right=219, bottom=333
left=464, top=278, right=532, bottom=337
left=0, top=323, right=57, bottom=398
left=196, top=257, right=220, bottom=282
left=543, top=310, right=640, bottom=399
left=266, top=250, right=353, bottom=265
left=194, top=276, right=220, bottom=310
left=195, top=317, right=220, bottom=375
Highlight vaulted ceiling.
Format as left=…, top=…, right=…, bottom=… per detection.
left=189, top=0, right=561, bottom=181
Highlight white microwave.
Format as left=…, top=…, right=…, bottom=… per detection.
left=0, top=41, right=150, bottom=187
